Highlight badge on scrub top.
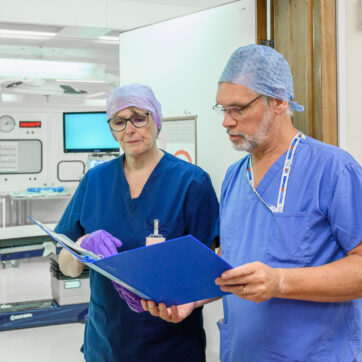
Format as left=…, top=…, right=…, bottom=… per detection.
left=146, top=219, right=166, bottom=246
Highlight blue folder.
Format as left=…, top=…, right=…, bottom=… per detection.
left=29, top=217, right=231, bottom=306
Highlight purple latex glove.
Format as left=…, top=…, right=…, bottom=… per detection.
left=80, top=230, right=143, bottom=313
left=80, top=230, right=122, bottom=257
left=112, top=282, right=144, bottom=313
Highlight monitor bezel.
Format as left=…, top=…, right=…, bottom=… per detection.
left=63, top=111, right=119, bottom=153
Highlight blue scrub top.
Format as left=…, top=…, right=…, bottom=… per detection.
left=219, top=136, right=362, bottom=362
left=55, top=152, right=219, bottom=362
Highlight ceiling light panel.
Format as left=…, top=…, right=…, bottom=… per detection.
left=56, top=79, right=106, bottom=83
left=0, top=58, right=105, bottom=80
left=0, top=29, right=57, bottom=37
left=57, top=26, right=110, bottom=39
left=98, top=36, right=119, bottom=41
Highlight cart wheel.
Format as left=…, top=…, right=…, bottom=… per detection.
left=10, top=260, right=20, bottom=268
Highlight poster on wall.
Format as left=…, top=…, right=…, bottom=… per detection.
left=157, top=116, right=197, bottom=164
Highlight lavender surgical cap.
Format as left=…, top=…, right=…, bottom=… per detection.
left=106, top=83, right=163, bottom=130
left=219, top=44, right=304, bottom=112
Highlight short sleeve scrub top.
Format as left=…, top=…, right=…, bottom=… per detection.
left=219, top=136, right=362, bottom=362
left=55, top=152, right=219, bottom=362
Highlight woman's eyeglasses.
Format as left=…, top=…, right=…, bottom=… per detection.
left=107, top=112, right=150, bottom=132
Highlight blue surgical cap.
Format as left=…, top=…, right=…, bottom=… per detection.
left=107, top=83, right=163, bottom=131
left=219, top=44, right=304, bottom=112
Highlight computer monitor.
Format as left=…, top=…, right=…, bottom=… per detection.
left=63, top=111, right=119, bottom=153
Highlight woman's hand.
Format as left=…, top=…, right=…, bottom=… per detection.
left=141, top=300, right=196, bottom=323
left=80, top=230, right=122, bottom=257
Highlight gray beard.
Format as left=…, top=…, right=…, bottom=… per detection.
left=228, top=110, right=272, bottom=152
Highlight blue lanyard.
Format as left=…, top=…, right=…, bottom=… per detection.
left=247, top=132, right=305, bottom=213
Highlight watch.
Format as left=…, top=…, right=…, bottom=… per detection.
left=0, top=115, right=16, bottom=133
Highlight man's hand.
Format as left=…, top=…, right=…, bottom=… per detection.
left=141, top=300, right=196, bottom=323
left=215, top=261, right=282, bottom=303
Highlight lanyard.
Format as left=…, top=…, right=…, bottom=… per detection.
left=247, top=132, right=305, bottom=213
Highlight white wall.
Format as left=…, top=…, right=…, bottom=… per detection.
left=344, top=0, right=362, bottom=164
left=118, top=0, right=255, bottom=356
left=119, top=0, right=255, bottom=197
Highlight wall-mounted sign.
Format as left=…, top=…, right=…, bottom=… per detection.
left=157, top=116, right=197, bottom=165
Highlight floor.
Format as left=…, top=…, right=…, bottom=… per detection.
left=0, top=323, right=85, bottom=362
left=0, top=257, right=220, bottom=362
left=0, top=323, right=219, bottom=362
left=0, top=257, right=85, bottom=361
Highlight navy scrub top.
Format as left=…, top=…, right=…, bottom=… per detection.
left=55, top=151, right=219, bottom=362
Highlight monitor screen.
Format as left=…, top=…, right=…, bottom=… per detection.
left=63, top=112, right=119, bottom=153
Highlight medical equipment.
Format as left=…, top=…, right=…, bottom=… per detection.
left=0, top=224, right=56, bottom=263
left=1, top=191, right=71, bottom=228
left=50, top=254, right=90, bottom=306
left=0, top=224, right=89, bottom=331
left=86, top=152, right=119, bottom=171
left=63, top=111, right=119, bottom=153
left=0, top=115, right=16, bottom=133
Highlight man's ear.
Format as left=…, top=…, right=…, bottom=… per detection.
left=270, top=98, right=289, bottom=115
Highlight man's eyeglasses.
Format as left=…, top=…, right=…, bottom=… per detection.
left=107, top=112, right=150, bottom=132
left=213, top=95, right=262, bottom=120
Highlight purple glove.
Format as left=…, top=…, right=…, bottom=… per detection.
left=80, top=230, right=122, bottom=257
left=112, top=282, right=144, bottom=313
left=80, top=230, right=143, bottom=313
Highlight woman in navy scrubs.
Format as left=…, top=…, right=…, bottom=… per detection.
left=56, top=83, right=219, bottom=362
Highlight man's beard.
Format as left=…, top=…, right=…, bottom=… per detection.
left=227, top=110, right=272, bottom=152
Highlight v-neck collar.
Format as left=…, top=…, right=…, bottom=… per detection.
left=249, top=150, right=287, bottom=197
left=119, top=152, right=166, bottom=202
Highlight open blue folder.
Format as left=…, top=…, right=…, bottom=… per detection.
left=29, top=217, right=231, bottom=306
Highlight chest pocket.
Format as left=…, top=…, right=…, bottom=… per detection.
left=143, top=220, right=185, bottom=242
left=266, top=212, right=312, bottom=267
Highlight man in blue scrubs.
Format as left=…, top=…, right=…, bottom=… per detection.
left=145, top=45, right=362, bottom=361
left=56, top=84, right=219, bottom=362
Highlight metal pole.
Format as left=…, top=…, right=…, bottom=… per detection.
left=1, top=197, right=6, bottom=228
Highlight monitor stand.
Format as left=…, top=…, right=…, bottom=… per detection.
left=87, top=152, right=120, bottom=171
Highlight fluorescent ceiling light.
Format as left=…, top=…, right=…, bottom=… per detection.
left=98, top=36, right=119, bottom=41
left=85, top=92, right=107, bottom=98
left=98, top=35, right=119, bottom=42
left=1, top=94, right=23, bottom=102
left=0, top=34, right=47, bottom=40
left=56, top=79, right=106, bottom=83
left=0, top=29, right=57, bottom=37
left=0, top=59, right=105, bottom=80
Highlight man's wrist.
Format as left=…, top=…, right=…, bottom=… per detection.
left=276, top=268, right=287, bottom=298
